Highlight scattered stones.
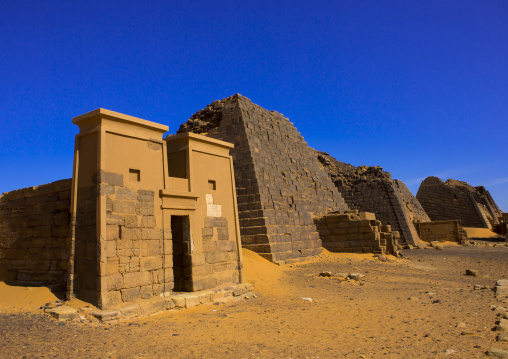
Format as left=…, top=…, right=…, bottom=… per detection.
left=348, top=273, right=365, bottom=281
left=456, top=322, right=467, bottom=328
left=465, top=269, right=478, bottom=277
left=493, top=306, right=507, bottom=313
left=486, top=347, right=508, bottom=358
left=495, top=318, right=508, bottom=331
left=496, top=280, right=508, bottom=297
left=474, top=285, right=489, bottom=290
left=435, top=245, right=444, bottom=250
left=45, top=306, right=78, bottom=321
left=301, top=298, right=313, bottom=303
left=408, top=296, right=420, bottom=302
left=497, top=334, right=508, bottom=342
left=445, top=349, right=456, bottom=355
left=378, top=254, right=388, bottom=262
left=319, top=271, right=332, bottom=277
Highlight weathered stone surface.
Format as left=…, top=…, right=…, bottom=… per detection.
left=46, top=306, right=78, bottom=321
left=486, top=347, right=508, bottom=358
left=417, top=177, right=503, bottom=229
left=316, top=152, right=426, bottom=247
left=0, top=179, right=71, bottom=288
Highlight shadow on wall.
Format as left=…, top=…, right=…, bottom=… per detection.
left=0, top=179, right=72, bottom=297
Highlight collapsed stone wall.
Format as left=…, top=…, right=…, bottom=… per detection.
left=416, top=177, right=503, bottom=229
left=0, top=179, right=71, bottom=291
left=178, top=94, right=349, bottom=263
left=415, top=220, right=467, bottom=243
left=316, top=152, right=426, bottom=246
left=315, top=211, right=401, bottom=254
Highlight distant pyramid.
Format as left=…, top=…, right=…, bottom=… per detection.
left=417, top=177, right=503, bottom=228
left=178, top=94, right=348, bottom=263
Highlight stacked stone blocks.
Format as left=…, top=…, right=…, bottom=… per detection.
left=315, top=211, right=400, bottom=254
left=0, top=179, right=71, bottom=290
left=100, top=174, right=168, bottom=307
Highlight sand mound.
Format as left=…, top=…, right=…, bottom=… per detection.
left=0, top=261, right=60, bottom=312
left=0, top=282, right=59, bottom=313
left=242, top=248, right=284, bottom=293
left=464, top=227, right=500, bottom=239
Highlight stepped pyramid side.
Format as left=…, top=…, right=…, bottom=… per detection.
left=316, top=151, right=426, bottom=246
left=178, top=94, right=348, bottom=262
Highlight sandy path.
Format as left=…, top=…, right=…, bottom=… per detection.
left=1, top=246, right=507, bottom=358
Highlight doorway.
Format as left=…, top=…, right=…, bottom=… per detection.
left=171, top=215, right=193, bottom=291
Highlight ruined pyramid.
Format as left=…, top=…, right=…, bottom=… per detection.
left=178, top=94, right=349, bottom=262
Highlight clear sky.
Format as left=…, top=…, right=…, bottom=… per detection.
left=1, top=1, right=507, bottom=211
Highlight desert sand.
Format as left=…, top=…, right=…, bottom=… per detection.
left=1, top=244, right=508, bottom=358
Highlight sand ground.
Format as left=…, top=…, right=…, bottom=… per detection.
left=1, top=243, right=507, bottom=358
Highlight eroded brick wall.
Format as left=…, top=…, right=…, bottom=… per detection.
left=0, top=179, right=71, bottom=290
left=178, top=94, right=349, bottom=263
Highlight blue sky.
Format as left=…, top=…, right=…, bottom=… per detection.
left=1, top=1, right=507, bottom=211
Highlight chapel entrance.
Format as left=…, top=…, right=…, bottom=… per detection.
left=171, top=215, right=193, bottom=291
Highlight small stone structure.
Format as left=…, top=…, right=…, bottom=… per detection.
left=178, top=94, right=349, bottom=263
left=417, top=177, right=503, bottom=229
left=315, top=211, right=401, bottom=254
left=1, top=109, right=247, bottom=312
left=0, top=179, right=71, bottom=291
left=316, top=152, right=427, bottom=247
left=415, top=220, right=467, bottom=243
left=69, top=109, right=245, bottom=309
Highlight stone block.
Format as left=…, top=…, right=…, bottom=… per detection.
left=141, top=240, right=161, bottom=256
left=46, top=306, right=78, bottom=321
left=98, top=171, right=123, bottom=187
left=118, top=304, right=141, bottom=318
left=123, top=271, right=152, bottom=288
left=120, top=287, right=140, bottom=302
left=137, top=190, right=154, bottom=203
left=121, top=228, right=140, bottom=240
left=207, top=204, right=222, bottom=217
left=116, top=187, right=136, bottom=200
left=141, top=228, right=163, bottom=240
left=139, top=298, right=166, bottom=315
left=106, top=273, right=123, bottom=291
left=140, top=256, right=163, bottom=271
left=141, top=216, right=156, bottom=228
left=124, top=215, right=139, bottom=228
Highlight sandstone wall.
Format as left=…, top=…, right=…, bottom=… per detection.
left=314, top=211, right=400, bottom=254
left=178, top=94, right=349, bottom=263
left=316, top=152, right=426, bottom=246
left=201, top=216, right=240, bottom=289
left=416, top=177, right=502, bottom=228
left=0, top=179, right=71, bottom=290
left=102, top=179, right=167, bottom=307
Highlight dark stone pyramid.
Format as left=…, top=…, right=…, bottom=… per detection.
left=178, top=94, right=348, bottom=262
